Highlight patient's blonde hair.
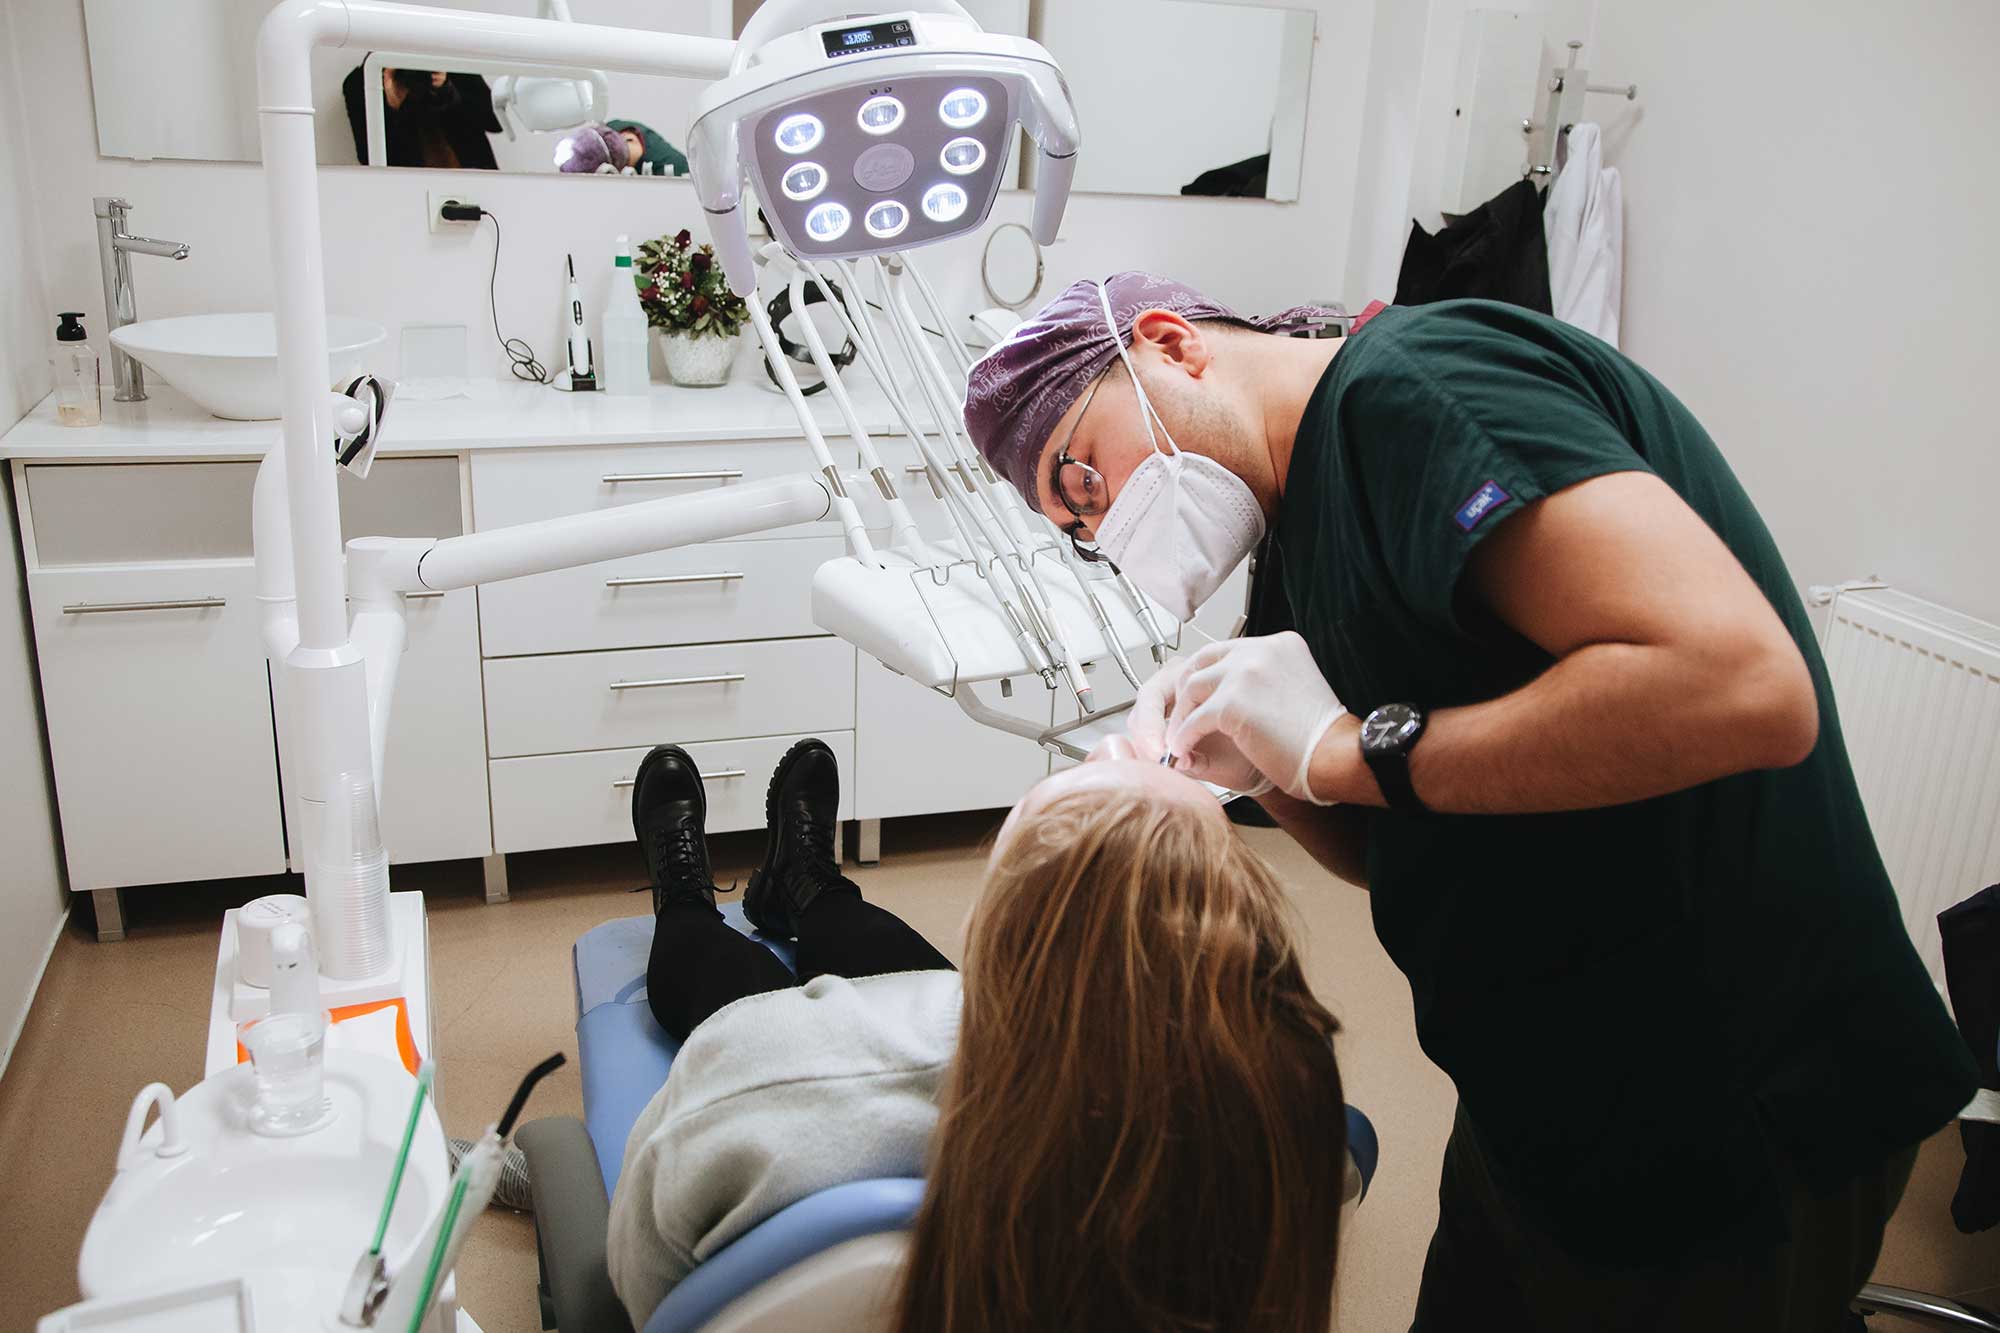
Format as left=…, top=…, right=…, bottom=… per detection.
left=896, top=789, right=1345, bottom=1333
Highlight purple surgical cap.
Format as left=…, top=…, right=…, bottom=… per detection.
left=963, top=271, right=1345, bottom=516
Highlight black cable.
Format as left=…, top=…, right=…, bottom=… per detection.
left=858, top=294, right=949, bottom=343
left=477, top=209, right=550, bottom=384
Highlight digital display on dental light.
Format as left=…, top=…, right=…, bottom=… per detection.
left=821, top=19, right=916, bottom=58
left=941, top=137, right=985, bottom=175
left=939, top=88, right=987, bottom=128
left=774, top=113, right=824, bottom=154
left=922, top=182, right=968, bottom=223
left=805, top=201, right=852, bottom=241
left=858, top=95, right=906, bottom=134
left=865, top=200, right=910, bottom=239
left=782, top=162, right=827, bottom=201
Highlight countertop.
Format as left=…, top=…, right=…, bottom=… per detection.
left=0, top=365, right=907, bottom=461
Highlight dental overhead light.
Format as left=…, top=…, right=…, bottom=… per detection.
left=688, top=0, right=1080, bottom=296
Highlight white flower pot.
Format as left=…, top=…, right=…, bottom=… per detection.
left=657, top=330, right=737, bottom=387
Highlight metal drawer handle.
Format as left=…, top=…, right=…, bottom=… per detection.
left=604, top=572, right=745, bottom=589
left=612, top=769, right=746, bottom=788
left=602, top=470, right=744, bottom=484
left=608, top=673, right=746, bottom=691
left=62, top=597, right=226, bottom=615
left=405, top=590, right=445, bottom=600
left=905, top=463, right=945, bottom=499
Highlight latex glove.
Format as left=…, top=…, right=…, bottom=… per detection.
left=1161, top=631, right=1347, bottom=803
left=1129, top=655, right=1275, bottom=798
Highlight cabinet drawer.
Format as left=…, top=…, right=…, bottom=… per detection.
left=22, top=456, right=460, bottom=566
left=476, top=535, right=843, bottom=657
left=484, top=637, right=855, bottom=758
left=27, top=561, right=286, bottom=889
left=470, top=441, right=841, bottom=541
left=489, top=731, right=855, bottom=854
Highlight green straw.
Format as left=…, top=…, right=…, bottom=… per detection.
left=370, top=1061, right=434, bottom=1257
left=406, top=1169, right=471, bottom=1333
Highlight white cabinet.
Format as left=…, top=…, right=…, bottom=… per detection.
left=483, top=637, right=855, bottom=758
left=26, top=561, right=286, bottom=891
left=270, top=587, right=490, bottom=868
left=271, top=457, right=491, bottom=868
left=475, top=534, right=845, bottom=657
left=854, top=659, right=1050, bottom=820
left=489, top=731, right=855, bottom=854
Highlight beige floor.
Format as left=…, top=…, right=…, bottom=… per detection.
left=4, top=811, right=1996, bottom=1332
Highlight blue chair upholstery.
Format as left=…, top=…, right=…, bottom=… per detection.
left=643, top=1179, right=925, bottom=1333
left=1345, top=1104, right=1379, bottom=1201
left=572, top=905, right=795, bottom=1193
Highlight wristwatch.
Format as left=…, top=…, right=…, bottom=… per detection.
left=1359, top=703, right=1429, bottom=814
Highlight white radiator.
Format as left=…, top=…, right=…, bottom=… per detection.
left=1820, top=587, right=2000, bottom=993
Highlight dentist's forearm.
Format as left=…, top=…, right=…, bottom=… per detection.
left=1257, top=789, right=1371, bottom=887
left=1307, top=637, right=1818, bottom=815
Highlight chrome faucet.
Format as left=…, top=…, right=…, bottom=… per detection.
left=93, top=197, right=191, bottom=402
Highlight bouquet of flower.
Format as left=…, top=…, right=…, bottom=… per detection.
left=635, top=230, right=749, bottom=339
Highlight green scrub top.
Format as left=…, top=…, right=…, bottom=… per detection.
left=1257, top=299, right=1975, bottom=1264
left=608, top=120, right=688, bottom=177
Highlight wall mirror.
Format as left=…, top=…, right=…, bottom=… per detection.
left=82, top=0, right=1313, bottom=201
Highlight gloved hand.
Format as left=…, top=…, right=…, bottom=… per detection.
left=1152, top=631, right=1347, bottom=803
left=1129, top=655, right=1275, bottom=798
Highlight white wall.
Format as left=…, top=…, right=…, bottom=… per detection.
left=1584, top=0, right=2000, bottom=625
left=11, top=0, right=1373, bottom=386
left=0, top=1, right=71, bottom=1079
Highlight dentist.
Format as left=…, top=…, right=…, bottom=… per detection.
left=963, top=273, right=1974, bottom=1332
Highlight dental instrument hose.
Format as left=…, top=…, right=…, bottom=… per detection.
left=443, top=201, right=550, bottom=384
left=370, top=1062, right=435, bottom=1257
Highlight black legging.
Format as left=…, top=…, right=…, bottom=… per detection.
left=645, top=884, right=953, bottom=1042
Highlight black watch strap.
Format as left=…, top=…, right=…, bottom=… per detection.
left=1364, top=747, right=1426, bottom=813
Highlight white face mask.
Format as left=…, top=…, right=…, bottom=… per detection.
left=1087, top=284, right=1265, bottom=623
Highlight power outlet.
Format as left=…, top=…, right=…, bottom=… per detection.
left=427, top=190, right=481, bottom=234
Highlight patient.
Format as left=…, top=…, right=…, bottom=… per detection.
left=607, top=739, right=1346, bottom=1333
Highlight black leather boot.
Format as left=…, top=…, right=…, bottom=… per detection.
left=631, top=744, right=717, bottom=916
left=744, top=738, right=853, bottom=938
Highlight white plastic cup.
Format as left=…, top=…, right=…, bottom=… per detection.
left=243, top=1010, right=329, bottom=1135
left=306, top=771, right=393, bottom=979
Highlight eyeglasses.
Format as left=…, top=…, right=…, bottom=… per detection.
left=1048, top=373, right=1113, bottom=565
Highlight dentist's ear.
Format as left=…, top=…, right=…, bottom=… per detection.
left=1128, top=308, right=1215, bottom=378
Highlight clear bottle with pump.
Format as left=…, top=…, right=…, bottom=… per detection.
left=602, top=235, right=652, bottom=396
left=52, top=312, right=102, bottom=427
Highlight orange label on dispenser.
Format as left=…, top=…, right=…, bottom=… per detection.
left=236, top=996, right=421, bottom=1076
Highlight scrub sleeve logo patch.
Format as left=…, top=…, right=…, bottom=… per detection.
left=1455, top=480, right=1511, bottom=532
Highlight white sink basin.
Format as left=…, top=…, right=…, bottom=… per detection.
left=79, top=1051, right=447, bottom=1303
left=109, top=313, right=385, bottom=421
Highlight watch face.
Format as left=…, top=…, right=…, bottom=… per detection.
left=1362, top=703, right=1421, bottom=754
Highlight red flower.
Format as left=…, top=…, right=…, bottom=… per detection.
left=674, top=229, right=692, bottom=249
left=691, top=251, right=711, bottom=272
left=640, top=284, right=660, bottom=302
left=680, top=271, right=696, bottom=290
left=692, top=295, right=709, bottom=315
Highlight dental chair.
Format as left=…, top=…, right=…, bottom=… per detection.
left=517, top=904, right=1383, bottom=1333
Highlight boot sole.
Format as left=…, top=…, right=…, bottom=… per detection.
left=745, top=737, right=836, bottom=938
left=632, top=744, right=705, bottom=902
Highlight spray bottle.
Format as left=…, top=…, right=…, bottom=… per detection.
left=602, top=235, right=651, bottom=395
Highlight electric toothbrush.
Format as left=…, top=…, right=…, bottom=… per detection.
left=564, top=254, right=596, bottom=391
